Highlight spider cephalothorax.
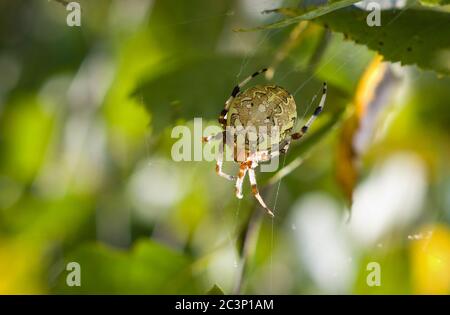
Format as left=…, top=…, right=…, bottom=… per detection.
left=203, top=68, right=327, bottom=216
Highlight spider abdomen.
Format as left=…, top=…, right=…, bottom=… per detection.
left=226, top=85, right=297, bottom=151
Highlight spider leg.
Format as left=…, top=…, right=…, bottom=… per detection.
left=219, top=68, right=268, bottom=128
left=280, top=139, right=291, bottom=154
left=216, top=139, right=236, bottom=181
left=248, top=167, right=274, bottom=217
left=224, top=68, right=268, bottom=110
left=290, top=82, right=327, bottom=141
left=235, top=162, right=248, bottom=199
left=202, top=131, right=223, bottom=143
left=268, top=138, right=291, bottom=160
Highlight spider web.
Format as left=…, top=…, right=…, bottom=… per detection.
left=231, top=11, right=322, bottom=291
left=225, top=0, right=434, bottom=295
left=141, top=0, right=364, bottom=292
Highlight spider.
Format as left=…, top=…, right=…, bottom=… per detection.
left=203, top=68, right=327, bottom=216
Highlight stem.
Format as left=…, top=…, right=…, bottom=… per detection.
left=232, top=206, right=263, bottom=294
left=232, top=186, right=274, bottom=294
left=267, top=155, right=307, bottom=186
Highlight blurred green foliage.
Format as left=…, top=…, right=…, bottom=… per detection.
left=0, top=0, right=449, bottom=294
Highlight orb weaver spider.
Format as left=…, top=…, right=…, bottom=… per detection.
left=203, top=68, right=327, bottom=216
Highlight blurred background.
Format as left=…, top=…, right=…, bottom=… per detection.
left=0, top=0, right=449, bottom=294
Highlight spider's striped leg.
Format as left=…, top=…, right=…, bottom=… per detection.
left=290, top=82, right=327, bottom=141
left=202, top=131, right=223, bottom=143
left=219, top=68, right=268, bottom=128
left=280, top=139, right=291, bottom=154
left=248, top=167, right=274, bottom=217
left=218, top=109, right=229, bottom=129
left=224, top=68, right=268, bottom=110
left=269, top=139, right=291, bottom=160
left=216, top=139, right=236, bottom=181
left=235, top=162, right=248, bottom=199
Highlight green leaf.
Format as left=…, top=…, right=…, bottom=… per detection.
left=134, top=56, right=252, bottom=131
left=147, top=0, right=233, bottom=57
left=316, top=6, right=450, bottom=75
left=207, top=284, right=225, bottom=295
left=53, top=240, right=204, bottom=294
left=353, top=245, right=411, bottom=294
left=0, top=96, right=54, bottom=183
left=135, top=56, right=324, bottom=131
left=235, top=0, right=360, bottom=31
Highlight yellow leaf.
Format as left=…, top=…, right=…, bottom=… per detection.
left=336, top=54, right=387, bottom=203
left=410, top=224, right=450, bottom=294
left=0, top=239, right=45, bottom=294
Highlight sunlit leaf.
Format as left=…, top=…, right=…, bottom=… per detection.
left=336, top=55, right=387, bottom=204
left=0, top=239, right=44, bottom=294
left=410, top=225, right=450, bottom=294
left=336, top=52, right=404, bottom=204
left=313, top=32, right=375, bottom=94
left=0, top=96, right=54, bottom=183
